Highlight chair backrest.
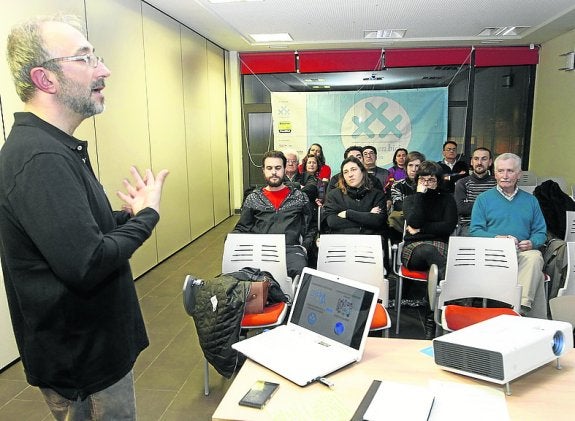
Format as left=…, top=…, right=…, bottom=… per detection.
left=222, top=233, right=293, bottom=299
left=518, top=171, right=536, bottom=194
left=539, top=176, right=568, bottom=193
left=518, top=171, right=537, bottom=186
left=316, top=234, right=388, bottom=305
left=518, top=185, right=536, bottom=194
left=438, top=236, right=522, bottom=312
left=565, top=212, right=575, bottom=242
left=558, top=241, right=575, bottom=296
left=549, top=295, right=575, bottom=327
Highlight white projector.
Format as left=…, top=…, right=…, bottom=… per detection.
left=433, top=315, right=573, bottom=393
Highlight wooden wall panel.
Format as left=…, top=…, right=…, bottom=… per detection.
left=181, top=27, right=216, bottom=240
left=142, top=4, right=191, bottom=260
left=86, top=0, right=156, bottom=277
left=207, top=42, right=231, bottom=224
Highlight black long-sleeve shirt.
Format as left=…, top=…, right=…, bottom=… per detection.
left=322, top=186, right=387, bottom=235
left=0, top=112, right=158, bottom=400
left=403, top=190, right=457, bottom=244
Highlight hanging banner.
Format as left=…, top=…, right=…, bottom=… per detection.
left=271, top=87, right=447, bottom=168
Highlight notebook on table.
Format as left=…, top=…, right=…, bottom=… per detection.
left=232, top=267, right=379, bottom=386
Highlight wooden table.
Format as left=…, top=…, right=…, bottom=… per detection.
left=212, top=337, right=575, bottom=420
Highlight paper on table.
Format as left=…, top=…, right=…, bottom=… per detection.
left=362, top=380, right=434, bottom=421
left=427, top=379, right=509, bottom=421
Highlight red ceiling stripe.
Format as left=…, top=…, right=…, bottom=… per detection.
left=298, top=50, right=383, bottom=73
left=239, top=52, right=296, bottom=74
left=238, top=47, right=539, bottom=75
left=384, top=48, right=472, bottom=67
left=475, top=46, right=539, bottom=67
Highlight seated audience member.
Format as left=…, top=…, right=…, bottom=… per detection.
left=402, top=161, right=458, bottom=338
left=385, top=148, right=408, bottom=191
left=283, top=150, right=301, bottom=184
left=283, top=149, right=318, bottom=204
left=321, top=156, right=387, bottom=236
left=437, top=140, right=469, bottom=194
left=388, top=151, right=425, bottom=241
left=301, top=153, right=326, bottom=206
left=298, top=143, right=331, bottom=181
left=327, top=146, right=383, bottom=192
left=362, top=145, right=390, bottom=192
left=233, top=151, right=317, bottom=278
left=454, top=147, right=497, bottom=236
left=470, top=153, right=547, bottom=319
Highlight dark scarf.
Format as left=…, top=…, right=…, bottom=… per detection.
left=346, top=185, right=369, bottom=200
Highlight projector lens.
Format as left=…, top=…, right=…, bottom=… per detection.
left=552, top=331, right=565, bottom=356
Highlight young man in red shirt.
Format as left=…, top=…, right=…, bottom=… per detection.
left=233, top=151, right=317, bottom=278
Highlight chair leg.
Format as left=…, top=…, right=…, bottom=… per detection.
left=395, top=276, right=403, bottom=335
left=204, top=359, right=210, bottom=396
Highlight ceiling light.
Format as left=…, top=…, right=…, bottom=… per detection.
left=208, top=0, right=263, bottom=4
left=249, top=33, right=293, bottom=43
left=477, top=26, right=529, bottom=37
left=364, top=29, right=406, bottom=39
left=480, top=39, right=504, bottom=44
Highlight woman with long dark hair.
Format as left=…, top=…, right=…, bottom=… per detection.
left=321, top=156, right=387, bottom=235
left=385, top=148, right=408, bottom=191
left=298, top=143, right=331, bottom=181
left=301, top=153, right=326, bottom=206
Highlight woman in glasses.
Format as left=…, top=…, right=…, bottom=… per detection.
left=321, top=156, right=387, bottom=236
left=401, top=161, right=457, bottom=338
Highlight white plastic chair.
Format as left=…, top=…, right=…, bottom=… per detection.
left=518, top=171, right=537, bottom=185
left=428, top=236, right=522, bottom=332
left=222, top=233, right=295, bottom=300
left=186, top=233, right=292, bottom=395
left=549, top=295, right=575, bottom=326
left=558, top=242, right=575, bottom=296
left=316, top=234, right=391, bottom=335
left=539, top=176, right=568, bottom=193
left=517, top=171, right=537, bottom=194
left=565, top=212, right=575, bottom=243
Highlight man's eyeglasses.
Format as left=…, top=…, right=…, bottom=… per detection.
left=286, top=159, right=298, bottom=164
left=444, top=147, right=457, bottom=152
left=40, top=54, right=104, bottom=69
left=363, top=151, right=376, bottom=156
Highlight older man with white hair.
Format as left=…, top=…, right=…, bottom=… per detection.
left=470, top=153, right=547, bottom=319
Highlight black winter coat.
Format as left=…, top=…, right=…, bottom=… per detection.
left=322, top=186, right=387, bottom=234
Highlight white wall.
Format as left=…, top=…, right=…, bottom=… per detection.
left=531, top=28, right=575, bottom=187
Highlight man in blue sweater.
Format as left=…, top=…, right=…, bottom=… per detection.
left=470, top=153, right=547, bottom=319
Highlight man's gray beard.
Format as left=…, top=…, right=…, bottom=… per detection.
left=57, top=77, right=104, bottom=118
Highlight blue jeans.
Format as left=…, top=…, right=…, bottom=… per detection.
left=40, top=370, right=136, bottom=421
